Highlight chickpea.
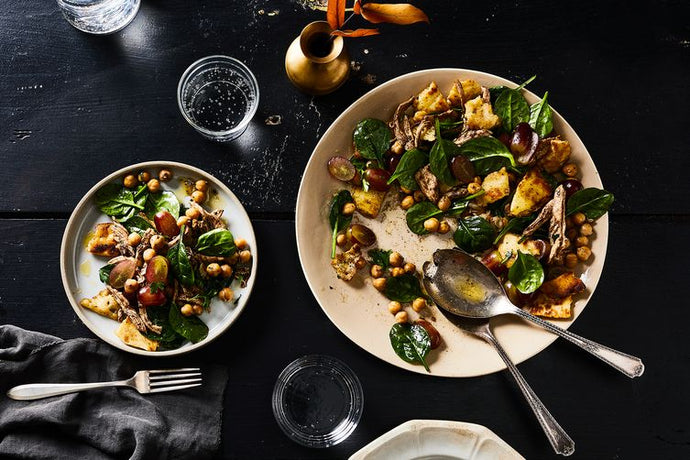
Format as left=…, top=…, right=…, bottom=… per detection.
left=219, top=287, right=234, bottom=302
left=395, top=311, right=409, bottom=323
left=577, top=246, right=592, bottom=261
left=424, top=217, right=440, bottom=233
left=239, top=250, right=252, bottom=264
left=372, top=277, right=387, bottom=291
left=391, top=267, right=404, bottom=277
left=388, top=301, right=402, bottom=314
left=123, top=174, right=138, bottom=189
left=389, top=252, right=403, bottom=268
left=562, top=163, right=578, bottom=177
left=127, top=232, right=142, bottom=247
left=438, top=221, right=451, bottom=234
left=181, top=304, right=194, bottom=316
left=355, top=257, right=367, bottom=270
left=235, top=238, right=248, bottom=250
left=579, top=222, right=593, bottom=236
left=391, top=140, right=404, bottom=155
left=437, top=195, right=451, bottom=212
left=177, top=216, right=190, bottom=227
left=195, top=180, right=209, bottom=192
left=575, top=236, right=589, bottom=247
left=124, top=279, right=139, bottom=294
left=572, top=212, right=587, bottom=226
left=467, top=183, right=482, bottom=194
left=185, top=207, right=201, bottom=220
left=143, top=248, right=156, bottom=262
left=206, top=263, right=221, bottom=277
left=221, top=264, right=233, bottom=278
left=193, top=304, right=204, bottom=315
left=370, top=264, right=384, bottom=278
left=412, top=297, right=426, bottom=312
left=342, top=202, right=356, bottom=216
left=401, top=195, right=415, bottom=210
left=336, top=233, right=347, bottom=247
left=150, top=235, right=166, bottom=251
left=413, top=191, right=425, bottom=202
left=138, top=171, right=151, bottom=183
left=158, top=169, right=172, bottom=182
left=566, top=228, right=578, bottom=240
left=400, top=186, right=413, bottom=195
left=564, top=252, right=579, bottom=268
left=403, top=262, right=416, bottom=274
left=228, top=253, right=239, bottom=265
left=147, top=179, right=161, bottom=193
left=191, top=190, right=206, bottom=204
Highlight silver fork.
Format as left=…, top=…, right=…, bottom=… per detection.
left=6, top=368, right=202, bottom=401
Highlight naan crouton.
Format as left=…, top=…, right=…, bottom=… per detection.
left=351, top=188, right=387, bottom=218
left=115, top=318, right=159, bottom=351
left=527, top=293, right=573, bottom=319
left=87, top=223, right=119, bottom=257
left=510, top=168, right=553, bottom=217
left=415, top=82, right=450, bottom=114
left=540, top=272, right=585, bottom=299
left=331, top=244, right=364, bottom=281
left=478, top=167, right=510, bottom=205
left=536, top=137, right=571, bottom=173
left=80, top=289, right=119, bottom=320
left=464, top=96, right=500, bottom=130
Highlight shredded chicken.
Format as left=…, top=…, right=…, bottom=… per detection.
left=442, top=186, right=469, bottom=202
left=139, top=307, right=162, bottom=334
left=414, top=164, right=440, bottom=202
left=413, top=115, right=434, bottom=147
left=106, top=286, right=146, bottom=332
left=453, top=126, right=491, bottom=147
left=110, top=222, right=134, bottom=257
left=389, top=96, right=416, bottom=152
left=521, top=185, right=568, bottom=264
left=481, top=85, right=491, bottom=104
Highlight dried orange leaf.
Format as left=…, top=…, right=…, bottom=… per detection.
left=360, top=3, right=429, bottom=25
left=327, top=0, right=347, bottom=29
left=353, top=0, right=362, bottom=15
left=331, top=28, right=381, bottom=37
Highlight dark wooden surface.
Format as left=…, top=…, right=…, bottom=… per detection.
left=1, top=0, right=689, bottom=458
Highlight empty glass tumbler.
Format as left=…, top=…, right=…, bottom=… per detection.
left=56, top=0, right=140, bottom=34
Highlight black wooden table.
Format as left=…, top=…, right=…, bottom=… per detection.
left=2, top=1, right=689, bottom=458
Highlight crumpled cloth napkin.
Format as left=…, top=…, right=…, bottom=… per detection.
left=0, top=325, right=227, bottom=460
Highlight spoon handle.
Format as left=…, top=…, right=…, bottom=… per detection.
left=478, top=329, right=575, bottom=456
left=512, top=308, right=645, bottom=378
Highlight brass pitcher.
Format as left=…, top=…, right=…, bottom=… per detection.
left=285, top=21, right=350, bottom=96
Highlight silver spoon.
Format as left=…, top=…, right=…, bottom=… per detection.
left=422, top=248, right=644, bottom=378
left=438, top=310, right=575, bottom=456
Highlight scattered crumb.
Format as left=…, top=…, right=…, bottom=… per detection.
left=363, top=49, right=369, bottom=54
left=265, top=115, right=282, bottom=126
left=350, top=60, right=362, bottom=72
left=267, top=10, right=279, bottom=16
left=361, top=74, right=377, bottom=85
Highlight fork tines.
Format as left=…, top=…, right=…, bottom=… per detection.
left=148, top=368, right=202, bottom=393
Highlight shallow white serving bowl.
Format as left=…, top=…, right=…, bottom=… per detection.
left=61, top=161, right=258, bottom=356
left=296, top=69, right=607, bottom=377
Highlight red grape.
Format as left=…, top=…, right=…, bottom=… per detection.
left=560, top=179, right=583, bottom=199
left=137, top=285, right=167, bottom=307
left=450, top=155, right=475, bottom=184
left=481, top=250, right=507, bottom=276
left=349, top=224, right=376, bottom=246
left=327, top=156, right=356, bottom=182
left=510, top=122, right=539, bottom=165
left=154, top=211, right=179, bottom=237
left=109, top=259, right=137, bottom=289
left=363, top=168, right=391, bottom=191
left=145, top=256, right=169, bottom=284
left=386, top=154, right=401, bottom=173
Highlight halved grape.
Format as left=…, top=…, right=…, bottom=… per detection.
left=560, top=179, right=583, bottom=199
left=363, top=168, right=391, bottom=191
left=386, top=154, right=401, bottom=173
left=450, top=155, right=475, bottom=184
left=349, top=223, right=376, bottom=246
left=109, top=260, right=137, bottom=289
left=510, top=122, right=539, bottom=165
left=327, top=156, right=356, bottom=182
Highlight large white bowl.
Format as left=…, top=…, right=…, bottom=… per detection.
left=296, top=69, right=608, bottom=377
left=61, top=161, right=258, bottom=356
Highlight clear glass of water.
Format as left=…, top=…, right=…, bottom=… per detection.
left=56, top=0, right=140, bottom=34
left=272, top=355, right=364, bottom=448
left=177, top=56, right=260, bottom=142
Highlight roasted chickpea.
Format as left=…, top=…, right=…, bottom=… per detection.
left=400, top=186, right=413, bottom=195
left=193, top=304, right=204, bottom=315
left=191, top=190, right=206, bottom=204
left=158, top=169, right=172, bottom=182
left=438, top=221, right=451, bottom=234
left=206, top=263, right=221, bottom=277
left=403, top=262, right=416, bottom=274
left=401, top=195, right=415, bottom=210
left=185, top=207, right=201, bottom=220
left=181, top=304, right=194, bottom=316
left=412, top=297, right=426, bottom=312
left=123, top=174, right=138, bottom=189
left=424, top=217, right=440, bottom=233
left=562, top=163, right=578, bottom=177
left=221, top=264, right=233, bottom=278
left=228, top=253, right=239, bottom=265
left=564, top=252, right=579, bottom=268
left=575, top=236, right=589, bottom=247
left=572, top=212, right=587, bottom=226
left=566, top=228, right=578, bottom=240
left=342, top=202, right=356, bottom=216
left=124, top=279, right=139, bottom=294
left=219, top=287, right=234, bottom=302
left=138, top=171, right=151, bottom=183
left=355, top=257, right=367, bottom=270
left=147, top=179, right=161, bottom=193
left=579, top=222, right=593, bottom=236
left=127, top=232, right=142, bottom=247
left=389, top=252, right=403, bottom=268
left=565, top=216, right=574, bottom=228
left=235, top=238, right=248, bottom=250
left=413, top=191, right=425, bottom=202
left=467, top=182, right=482, bottom=194
left=195, top=180, right=209, bottom=192
left=143, top=248, right=156, bottom=262
left=437, top=195, right=451, bottom=212
left=388, top=301, right=402, bottom=314
left=177, top=216, right=190, bottom=227
left=370, top=264, right=384, bottom=278
left=391, top=267, right=404, bottom=277
left=372, top=277, right=387, bottom=291
left=577, top=246, right=592, bottom=261
left=336, top=233, right=347, bottom=247
left=150, top=235, right=166, bottom=251
left=395, top=311, right=409, bottom=323
left=239, top=250, right=252, bottom=263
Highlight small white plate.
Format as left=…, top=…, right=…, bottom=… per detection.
left=296, top=69, right=608, bottom=377
left=60, top=161, right=258, bottom=356
left=349, top=420, right=524, bottom=460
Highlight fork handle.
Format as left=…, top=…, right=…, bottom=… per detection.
left=7, top=381, right=128, bottom=401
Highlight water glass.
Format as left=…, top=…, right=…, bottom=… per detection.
left=56, top=0, right=140, bottom=34
left=177, top=56, right=260, bottom=142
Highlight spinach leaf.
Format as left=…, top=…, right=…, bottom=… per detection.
left=98, top=264, right=114, bottom=284
left=529, top=91, right=553, bottom=138
left=196, top=229, right=236, bottom=256
left=508, top=251, right=545, bottom=294
left=141, top=304, right=184, bottom=343
left=145, top=191, right=180, bottom=219
left=406, top=201, right=443, bottom=235
left=122, top=215, right=154, bottom=235
left=384, top=272, right=425, bottom=303
left=493, top=215, right=536, bottom=245
left=329, top=190, right=354, bottom=257
left=495, top=89, right=530, bottom=132
left=473, top=157, right=511, bottom=176
left=168, top=226, right=195, bottom=286
left=444, top=190, right=486, bottom=218
left=516, top=75, right=537, bottom=90
left=389, top=322, right=431, bottom=372
left=168, top=302, right=209, bottom=343
left=353, top=118, right=390, bottom=167
left=388, top=148, right=427, bottom=190
left=566, top=188, right=614, bottom=220
left=453, top=216, right=496, bottom=253
left=428, top=119, right=458, bottom=186
left=368, top=248, right=392, bottom=270
left=95, top=183, right=147, bottom=218
left=490, top=76, right=535, bottom=105
left=458, top=137, right=516, bottom=173
left=350, top=157, right=370, bottom=192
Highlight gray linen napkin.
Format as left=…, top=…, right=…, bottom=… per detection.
left=0, top=325, right=227, bottom=460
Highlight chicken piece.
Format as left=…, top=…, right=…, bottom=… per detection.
left=115, top=318, right=159, bottom=351
left=87, top=223, right=119, bottom=257
left=540, top=272, right=586, bottom=299
left=331, top=244, right=365, bottom=281
left=414, top=81, right=450, bottom=114
left=464, top=96, right=500, bottom=130
left=460, top=80, right=482, bottom=102
left=106, top=286, right=146, bottom=332
left=351, top=187, right=387, bottom=219
left=414, top=115, right=436, bottom=144
left=414, top=164, right=440, bottom=203
left=527, top=293, right=573, bottom=319
left=536, top=137, right=571, bottom=173
left=453, top=127, right=491, bottom=147
left=478, top=167, right=510, bottom=205
left=509, top=168, right=553, bottom=217
left=447, top=80, right=464, bottom=108
left=80, top=289, right=119, bottom=320
left=521, top=185, right=568, bottom=264
left=389, top=96, right=416, bottom=152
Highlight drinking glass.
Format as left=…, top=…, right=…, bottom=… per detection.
left=56, top=0, right=140, bottom=34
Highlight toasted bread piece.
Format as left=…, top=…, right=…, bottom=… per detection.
left=415, top=81, right=450, bottom=114
left=331, top=244, right=364, bottom=281
left=478, top=167, right=510, bottom=205
left=536, top=137, right=571, bottom=173
left=87, top=223, right=119, bottom=257
left=527, top=294, right=573, bottom=319
left=351, top=187, right=387, bottom=219
left=115, top=318, right=159, bottom=351
left=80, top=289, right=119, bottom=320
left=464, top=96, right=500, bottom=130
left=540, top=272, right=585, bottom=299
left=496, top=233, right=546, bottom=268
left=509, top=168, right=553, bottom=217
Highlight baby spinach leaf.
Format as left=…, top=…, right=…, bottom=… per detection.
left=566, top=188, right=614, bottom=220
left=429, top=119, right=459, bottom=186
left=168, top=226, right=195, bottom=286
left=529, top=91, right=553, bottom=138
left=444, top=190, right=486, bottom=218
left=329, top=190, right=354, bottom=257
left=98, top=264, right=115, bottom=284
left=350, top=157, right=370, bottom=192
left=384, top=272, right=425, bottom=303
left=508, top=251, right=545, bottom=294
left=495, top=89, right=530, bottom=132
left=406, top=201, right=443, bottom=235
left=453, top=216, right=496, bottom=253
left=168, top=302, right=209, bottom=343
left=196, top=229, right=236, bottom=256
left=516, top=75, right=537, bottom=90
left=141, top=304, right=184, bottom=343
left=353, top=118, right=390, bottom=167
left=458, top=137, right=516, bottom=171
left=389, top=322, right=431, bottom=372
left=122, top=215, right=154, bottom=235
left=368, top=248, right=392, bottom=270
left=490, top=76, right=535, bottom=105
left=95, top=183, right=147, bottom=218
left=493, top=215, right=536, bottom=245
left=145, top=191, right=180, bottom=219
left=388, top=148, right=427, bottom=190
